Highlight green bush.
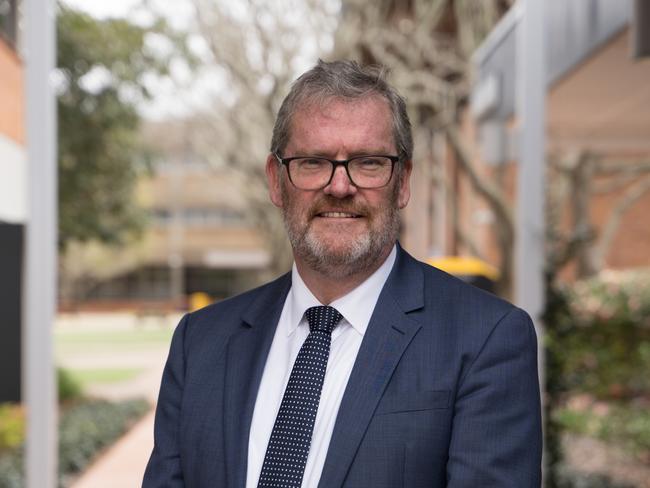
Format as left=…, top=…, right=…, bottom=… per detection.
left=544, top=268, right=650, bottom=487
left=57, top=367, right=84, bottom=403
left=557, top=466, right=636, bottom=488
left=549, top=268, right=650, bottom=399
left=555, top=403, right=650, bottom=458
left=0, top=404, right=24, bottom=452
left=0, top=398, right=150, bottom=487
left=58, top=398, right=149, bottom=479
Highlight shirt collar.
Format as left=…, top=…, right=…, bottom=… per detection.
left=288, top=245, right=397, bottom=337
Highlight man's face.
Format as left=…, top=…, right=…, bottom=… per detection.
left=267, top=96, right=412, bottom=278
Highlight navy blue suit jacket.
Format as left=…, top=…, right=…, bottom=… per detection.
left=143, top=246, right=542, bottom=487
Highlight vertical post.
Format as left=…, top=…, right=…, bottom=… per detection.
left=23, top=0, right=58, bottom=486
left=516, top=0, right=546, bottom=463
left=516, top=0, right=546, bottom=334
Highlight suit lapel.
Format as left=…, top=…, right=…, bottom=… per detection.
left=318, top=246, right=424, bottom=487
left=223, top=273, right=291, bottom=488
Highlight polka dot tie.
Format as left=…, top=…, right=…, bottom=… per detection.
left=257, top=306, right=343, bottom=488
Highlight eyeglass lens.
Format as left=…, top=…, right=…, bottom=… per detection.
left=288, top=157, right=393, bottom=189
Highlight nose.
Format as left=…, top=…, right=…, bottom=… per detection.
left=324, top=165, right=357, bottom=198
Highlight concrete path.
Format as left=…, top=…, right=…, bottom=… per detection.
left=56, top=312, right=178, bottom=488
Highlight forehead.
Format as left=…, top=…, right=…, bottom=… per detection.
left=287, top=96, right=395, bottom=154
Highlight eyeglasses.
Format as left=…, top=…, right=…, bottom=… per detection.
left=274, top=153, right=399, bottom=190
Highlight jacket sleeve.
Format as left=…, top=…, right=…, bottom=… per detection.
left=446, top=307, right=542, bottom=487
left=142, top=314, right=189, bottom=487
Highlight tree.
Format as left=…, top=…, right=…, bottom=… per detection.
left=334, top=0, right=517, bottom=294
left=56, top=3, right=191, bottom=250
left=334, top=0, right=650, bottom=297
left=186, top=0, right=339, bottom=277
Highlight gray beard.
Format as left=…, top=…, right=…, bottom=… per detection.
left=281, top=180, right=401, bottom=279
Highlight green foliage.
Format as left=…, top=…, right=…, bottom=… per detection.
left=57, top=398, right=149, bottom=481
left=0, top=398, right=150, bottom=487
left=58, top=367, right=84, bottom=403
left=68, top=367, right=143, bottom=386
left=544, top=268, right=650, bottom=487
left=555, top=403, right=650, bottom=459
left=556, top=468, right=636, bottom=488
left=56, top=3, right=192, bottom=250
left=0, top=405, right=24, bottom=452
left=549, top=268, right=650, bottom=399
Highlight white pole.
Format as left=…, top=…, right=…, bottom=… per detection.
left=515, top=1, right=546, bottom=475
left=515, top=0, right=546, bottom=340
left=23, top=0, right=58, bottom=485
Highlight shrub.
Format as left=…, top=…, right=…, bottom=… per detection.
left=549, top=268, right=650, bottom=399
left=555, top=402, right=650, bottom=459
left=0, top=404, right=24, bottom=452
left=57, top=367, right=84, bottom=403
left=58, top=398, right=149, bottom=479
left=544, top=268, right=650, bottom=487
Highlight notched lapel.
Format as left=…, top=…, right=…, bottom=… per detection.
left=223, top=273, right=291, bottom=488
left=318, top=247, right=424, bottom=488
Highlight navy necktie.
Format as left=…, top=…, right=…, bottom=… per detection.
left=257, top=305, right=343, bottom=488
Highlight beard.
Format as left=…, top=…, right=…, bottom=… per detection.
left=280, top=176, right=401, bottom=279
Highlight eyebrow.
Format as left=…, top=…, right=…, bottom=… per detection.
left=289, top=148, right=394, bottom=157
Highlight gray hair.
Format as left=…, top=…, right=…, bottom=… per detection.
left=270, top=59, right=413, bottom=163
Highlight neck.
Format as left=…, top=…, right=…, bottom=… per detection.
left=294, top=245, right=393, bottom=304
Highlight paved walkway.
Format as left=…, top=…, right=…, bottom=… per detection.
left=56, top=312, right=178, bottom=488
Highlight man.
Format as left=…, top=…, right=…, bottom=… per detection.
left=143, top=60, right=542, bottom=487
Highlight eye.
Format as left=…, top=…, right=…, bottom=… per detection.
left=294, top=158, right=329, bottom=171
left=352, top=157, right=389, bottom=171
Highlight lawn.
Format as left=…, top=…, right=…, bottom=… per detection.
left=67, top=367, right=144, bottom=387
left=55, top=327, right=175, bottom=354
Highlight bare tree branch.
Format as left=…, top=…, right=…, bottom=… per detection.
left=592, top=175, right=650, bottom=269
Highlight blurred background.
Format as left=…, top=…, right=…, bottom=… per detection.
left=1, top=0, right=649, bottom=486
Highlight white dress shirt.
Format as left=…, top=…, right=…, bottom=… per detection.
left=245, top=246, right=397, bottom=488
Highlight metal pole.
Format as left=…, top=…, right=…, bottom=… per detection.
left=515, top=0, right=546, bottom=475
left=23, top=0, right=58, bottom=485
left=516, top=0, right=546, bottom=337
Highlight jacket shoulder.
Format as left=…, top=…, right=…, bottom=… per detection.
left=183, top=272, right=291, bottom=333
left=414, top=256, right=526, bottom=329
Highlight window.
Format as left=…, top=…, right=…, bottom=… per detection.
left=149, top=207, right=246, bottom=228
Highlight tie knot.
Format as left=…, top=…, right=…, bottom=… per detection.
left=305, top=306, right=343, bottom=334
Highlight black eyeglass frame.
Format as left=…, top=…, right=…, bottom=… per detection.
left=274, top=153, right=400, bottom=190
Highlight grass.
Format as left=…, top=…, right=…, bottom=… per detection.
left=55, top=327, right=174, bottom=354
left=68, top=367, right=144, bottom=386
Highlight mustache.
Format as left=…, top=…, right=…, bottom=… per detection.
left=307, top=197, right=369, bottom=218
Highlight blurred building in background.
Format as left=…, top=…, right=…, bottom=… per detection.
left=0, top=0, right=24, bottom=224
left=59, top=118, right=270, bottom=311
left=0, top=0, right=23, bottom=402
left=334, top=0, right=649, bottom=298
left=469, top=0, right=650, bottom=280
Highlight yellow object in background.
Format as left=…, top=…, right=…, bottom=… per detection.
left=427, top=256, right=500, bottom=294
left=189, top=292, right=212, bottom=312
left=426, top=256, right=500, bottom=281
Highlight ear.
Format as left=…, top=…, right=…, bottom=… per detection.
left=266, top=153, right=284, bottom=208
left=397, top=159, right=412, bottom=209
